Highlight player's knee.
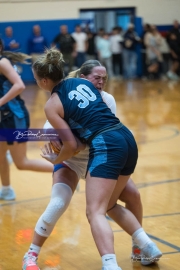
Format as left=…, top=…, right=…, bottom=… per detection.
left=35, top=197, right=70, bottom=237
left=35, top=183, right=73, bottom=237
left=42, top=197, right=67, bottom=224
left=86, top=206, right=96, bottom=223
left=14, top=159, right=27, bottom=170
left=122, top=188, right=141, bottom=205
left=86, top=206, right=105, bottom=224
left=16, top=164, right=24, bottom=170
left=42, top=183, right=72, bottom=225
left=130, top=189, right=141, bottom=204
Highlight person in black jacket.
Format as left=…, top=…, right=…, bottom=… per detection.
left=122, top=23, right=141, bottom=79
left=166, top=22, right=180, bottom=80
left=52, top=25, right=76, bottom=75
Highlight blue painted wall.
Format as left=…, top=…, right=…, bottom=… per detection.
left=0, top=18, right=173, bottom=81
left=0, top=19, right=87, bottom=82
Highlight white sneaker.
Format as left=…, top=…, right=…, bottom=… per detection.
left=0, top=187, right=16, bottom=200
left=131, top=245, right=141, bottom=261
left=167, top=71, right=180, bottom=81
left=22, top=252, right=40, bottom=270
left=102, top=267, right=122, bottom=270
left=141, top=242, right=162, bottom=265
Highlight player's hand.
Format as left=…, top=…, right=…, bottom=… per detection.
left=40, top=143, right=58, bottom=164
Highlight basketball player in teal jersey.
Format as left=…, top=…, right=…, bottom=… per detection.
left=23, top=53, right=162, bottom=270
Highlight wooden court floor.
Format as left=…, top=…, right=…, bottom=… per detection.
left=0, top=79, right=180, bottom=270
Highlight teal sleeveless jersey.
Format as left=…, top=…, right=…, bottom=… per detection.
left=52, top=78, right=121, bottom=142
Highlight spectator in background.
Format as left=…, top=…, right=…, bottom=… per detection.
left=3, top=26, right=20, bottom=52
left=141, top=24, right=151, bottom=79
left=96, top=33, right=114, bottom=79
left=159, top=33, right=170, bottom=78
left=52, top=25, right=76, bottom=74
left=94, top=28, right=105, bottom=54
left=83, top=23, right=92, bottom=34
left=86, top=31, right=96, bottom=60
left=109, top=26, right=123, bottom=79
left=122, top=23, right=141, bottom=79
left=28, top=25, right=47, bottom=64
left=170, top=20, right=180, bottom=44
left=72, top=25, right=88, bottom=68
left=144, top=25, right=163, bottom=79
left=166, top=32, right=180, bottom=80
left=166, top=20, right=180, bottom=80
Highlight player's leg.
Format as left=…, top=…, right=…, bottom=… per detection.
left=9, top=142, right=53, bottom=172
left=119, top=178, right=142, bottom=225
left=86, top=172, right=121, bottom=270
left=22, top=165, right=79, bottom=270
left=0, top=141, right=15, bottom=200
left=108, top=175, right=162, bottom=265
left=85, top=129, right=131, bottom=270
left=107, top=124, right=162, bottom=265
left=119, top=177, right=143, bottom=259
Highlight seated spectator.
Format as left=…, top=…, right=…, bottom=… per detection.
left=28, top=25, right=47, bottom=64
left=3, top=26, right=20, bottom=52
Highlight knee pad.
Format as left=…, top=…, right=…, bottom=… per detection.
left=35, top=183, right=72, bottom=237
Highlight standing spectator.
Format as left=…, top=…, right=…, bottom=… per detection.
left=122, top=23, right=141, bottom=79
left=94, top=28, right=105, bottom=54
left=141, top=24, right=151, bottom=79
left=144, top=25, right=163, bottom=79
left=110, top=26, right=123, bottom=78
left=83, top=23, right=92, bottom=34
left=28, top=25, right=47, bottom=64
left=96, top=33, right=114, bottom=79
left=72, top=25, right=88, bottom=67
left=169, top=20, right=180, bottom=44
left=86, top=31, right=96, bottom=60
left=166, top=20, right=180, bottom=80
left=166, top=32, right=180, bottom=80
left=52, top=25, right=76, bottom=74
left=3, top=26, right=20, bottom=52
left=159, top=34, right=170, bottom=77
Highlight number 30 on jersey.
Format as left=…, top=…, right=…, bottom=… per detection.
left=68, top=84, right=97, bottom=108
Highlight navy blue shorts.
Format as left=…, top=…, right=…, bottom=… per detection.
left=0, top=108, right=30, bottom=145
left=87, top=125, right=138, bottom=180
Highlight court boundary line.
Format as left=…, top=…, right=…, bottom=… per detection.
left=137, top=126, right=179, bottom=144
left=111, top=229, right=180, bottom=253
left=1, top=178, right=180, bottom=207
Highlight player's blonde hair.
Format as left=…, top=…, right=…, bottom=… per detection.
left=32, top=47, right=64, bottom=82
left=0, top=38, right=31, bottom=64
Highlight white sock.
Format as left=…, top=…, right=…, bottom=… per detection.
left=132, top=238, right=137, bottom=247
left=2, top=185, right=11, bottom=191
left=102, top=254, right=118, bottom=269
left=28, top=243, right=41, bottom=255
left=132, top=228, right=152, bottom=249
